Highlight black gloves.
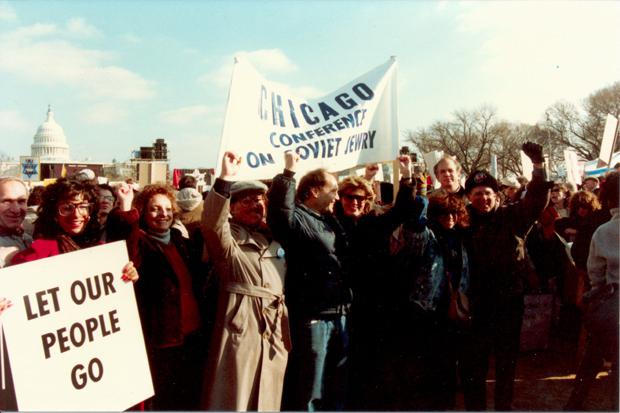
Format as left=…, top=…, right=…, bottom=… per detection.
left=522, top=142, right=544, bottom=164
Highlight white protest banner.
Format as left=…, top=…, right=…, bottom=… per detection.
left=0, top=241, right=153, bottom=411
left=599, top=113, right=619, bottom=165
left=217, top=56, right=399, bottom=180
left=564, top=149, right=582, bottom=186
left=520, top=150, right=533, bottom=181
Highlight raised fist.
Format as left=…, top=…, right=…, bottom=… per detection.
left=284, top=150, right=300, bottom=172
left=220, top=151, right=242, bottom=179
left=522, top=142, right=544, bottom=164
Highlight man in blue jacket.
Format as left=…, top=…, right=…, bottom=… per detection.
left=267, top=151, right=349, bottom=411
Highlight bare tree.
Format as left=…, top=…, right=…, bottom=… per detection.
left=407, top=106, right=502, bottom=176
left=544, top=81, right=620, bottom=160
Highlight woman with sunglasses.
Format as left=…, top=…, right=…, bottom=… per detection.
left=337, top=156, right=418, bottom=410
left=11, top=179, right=138, bottom=285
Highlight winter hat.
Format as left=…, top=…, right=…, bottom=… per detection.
left=500, top=176, right=520, bottom=189
left=465, top=170, right=499, bottom=194
left=176, top=187, right=202, bottom=211
left=230, top=181, right=268, bottom=203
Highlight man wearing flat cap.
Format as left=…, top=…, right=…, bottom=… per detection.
left=459, top=142, right=551, bottom=411
left=201, top=151, right=290, bottom=411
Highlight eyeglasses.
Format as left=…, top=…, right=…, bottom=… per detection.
left=342, top=194, right=369, bottom=202
left=58, top=203, right=91, bottom=217
left=238, top=196, right=265, bottom=208
left=99, top=195, right=115, bottom=202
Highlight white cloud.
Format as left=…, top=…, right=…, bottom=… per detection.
left=0, top=1, right=16, bottom=21
left=200, top=48, right=299, bottom=89
left=0, top=110, right=30, bottom=132
left=198, top=60, right=234, bottom=89
left=81, top=103, right=128, bottom=125
left=199, top=49, right=325, bottom=100
left=160, top=105, right=214, bottom=126
left=5, top=23, right=57, bottom=39
left=0, top=24, right=156, bottom=101
left=453, top=1, right=620, bottom=123
left=238, top=49, right=298, bottom=74
left=122, top=33, right=141, bottom=45
left=66, top=17, right=101, bottom=38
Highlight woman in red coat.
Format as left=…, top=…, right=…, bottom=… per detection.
left=11, top=179, right=137, bottom=281
left=107, top=183, right=209, bottom=411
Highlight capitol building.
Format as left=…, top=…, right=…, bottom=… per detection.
left=31, top=105, right=70, bottom=162
left=0, top=105, right=172, bottom=184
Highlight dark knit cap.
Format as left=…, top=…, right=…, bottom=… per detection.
left=465, top=170, right=499, bottom=193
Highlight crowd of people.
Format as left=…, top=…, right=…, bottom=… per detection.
left=0, top=141, right=618, bottom=411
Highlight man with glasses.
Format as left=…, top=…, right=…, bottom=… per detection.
left=201, top=151, right=290, bottom=411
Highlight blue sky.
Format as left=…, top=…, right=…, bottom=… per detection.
left=1, top=0, right=619, bottom=169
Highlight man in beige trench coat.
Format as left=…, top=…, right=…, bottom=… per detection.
left=201, top=151, right=291, bottom=411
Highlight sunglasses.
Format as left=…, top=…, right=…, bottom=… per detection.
left=342, top=194, right=369, bottom=202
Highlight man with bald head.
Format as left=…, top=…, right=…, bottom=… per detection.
left=0, top=177, right=32, bottom=267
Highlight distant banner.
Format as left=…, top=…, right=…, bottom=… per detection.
left=564, top=149, right=582, bottom=186
left=20, top=156, right=40, bottom=182
left=422, top=151, right=444, bottom=189
left=490, top=154, right=498, bottom=178
left=520, top=150, right=533, bottom=181
left=0, top=242, right=153, bottom=411
left=599, top=113, right=619, bottom=165
left=217, top=57, right=399, bottom=180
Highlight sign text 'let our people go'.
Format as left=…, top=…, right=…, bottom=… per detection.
left=0, top=242, right=153, bottom=411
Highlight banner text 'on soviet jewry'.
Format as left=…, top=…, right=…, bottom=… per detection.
left=217, top=57, right=399, bottom=180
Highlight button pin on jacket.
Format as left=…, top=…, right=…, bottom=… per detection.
left=277, top=247, right=285, bottom=259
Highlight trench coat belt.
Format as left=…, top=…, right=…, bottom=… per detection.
left=224, top=281, right=292, bottom=351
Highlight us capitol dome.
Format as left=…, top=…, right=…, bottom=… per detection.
left=31, top=105, right=70, bottom=162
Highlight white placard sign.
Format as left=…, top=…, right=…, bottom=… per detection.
left=564, top=149, right=582, bottom=186
left=599, top=113, right=619, bottom=165
left=520, top=150, right=533, bottom=181
left=422, top=150, right=444, bottom=189
left=217, top=56, right=400, bottom=180
left=0, top=241, right=153, bottom=411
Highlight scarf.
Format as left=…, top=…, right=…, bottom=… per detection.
left=56, top=235, right=82, bottom=254
left=146, top=229, right=171, bottom=245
